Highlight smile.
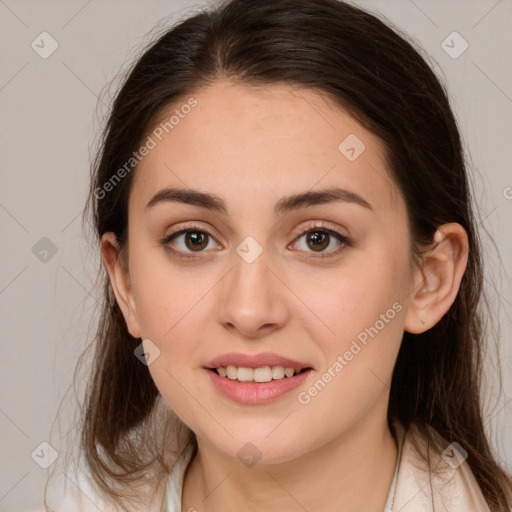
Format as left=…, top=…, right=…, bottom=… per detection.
left=205, top=366, right=314, bottom=404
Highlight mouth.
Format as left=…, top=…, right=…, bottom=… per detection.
left=204, top=352, right=313, bottom=375
left=203, top=352, right=314, bottom=403
left=205, top=365, right=314, bottom=404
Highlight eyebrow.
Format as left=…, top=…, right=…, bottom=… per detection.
left=145, top=186, right=373, bottom=216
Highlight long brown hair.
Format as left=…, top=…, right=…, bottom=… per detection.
left=54, top=0, right=512, bottom=510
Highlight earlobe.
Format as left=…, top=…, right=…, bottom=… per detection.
left=100, top=232, right=142, bottom=339
left=404, top=223, right=469, bottom=334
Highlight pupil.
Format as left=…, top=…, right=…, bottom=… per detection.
left=186, top=231, right=207, bottom=251
left=308, top=231, right=329, bottom=252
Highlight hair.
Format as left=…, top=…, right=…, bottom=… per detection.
left=59, top=0, right=512, bottom=510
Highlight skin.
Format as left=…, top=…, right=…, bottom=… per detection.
left=101, top=79, right=469, bottom=512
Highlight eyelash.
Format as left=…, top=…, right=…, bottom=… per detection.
left=160, top=221, right=352, bottom=261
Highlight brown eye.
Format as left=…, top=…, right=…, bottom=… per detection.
left=181, top=231, right=209, bottom=251
left=305, top=231, right=330, bottom=252
left=293, top=227, right=350, bottom=258
left=162, top=226, right=218, bottom=258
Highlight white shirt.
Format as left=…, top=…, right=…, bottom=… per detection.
left=24, top=418, right=492, bottom=511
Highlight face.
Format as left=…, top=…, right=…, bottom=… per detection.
left=107, top=79, right=418, bottom=464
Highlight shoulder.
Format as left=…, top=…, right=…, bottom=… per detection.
left=25, top=455, right=175, bottom=512
left=392, top=420, right=491, bottom=512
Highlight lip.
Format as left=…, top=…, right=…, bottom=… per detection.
left=204, top=352, right=313, bottom=370
left=205, top=367, right=314, bottom=405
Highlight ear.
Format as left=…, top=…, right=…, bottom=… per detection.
left=100, top=232, right=142, bottom=339
left=404, top=223, right=469, bottom=334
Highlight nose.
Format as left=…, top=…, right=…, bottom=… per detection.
left=217, top=249, right=289, bottom=339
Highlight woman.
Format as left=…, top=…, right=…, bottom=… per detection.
left=37, top=0, right=512, bottom=510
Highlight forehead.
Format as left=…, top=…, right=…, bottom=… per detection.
left=130, top=79, right=400, bottom=217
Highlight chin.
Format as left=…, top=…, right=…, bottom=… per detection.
left=201, top=429, right=309, bottom=466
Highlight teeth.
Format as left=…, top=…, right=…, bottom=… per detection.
left=237, top=367, right=254, bottom=382
left=284, top=367, right=295, bottom=377
left=216, top=365, right=304, bottom=382
left=226, top=365, right=238, bottom=379
left=271, top=366, right=285, bottom=379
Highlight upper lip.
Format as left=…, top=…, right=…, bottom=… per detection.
left=205, top=352, right=313, bottom=370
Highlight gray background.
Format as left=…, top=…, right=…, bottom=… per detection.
left=1, top=0, right=511, bottom=510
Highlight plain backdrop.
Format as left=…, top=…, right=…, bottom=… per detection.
left=1, top=0, right=511, bottom=510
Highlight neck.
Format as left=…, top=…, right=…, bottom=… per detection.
left=181, top=401, right=398, bottom=512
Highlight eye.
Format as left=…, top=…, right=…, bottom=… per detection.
left=161, top=224, right=219, bottom=260
left=290, top=222, right=352, bottom=259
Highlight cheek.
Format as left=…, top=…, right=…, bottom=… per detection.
left=128, top=245, right=215, bottom=390
left=293, top=245, right=407, bottom=398
left=295, top=282, right=404, bottom=440
left=292, top=257, right=404, bottom=348
left=129, top=242, right=204, bottom=338
left=312, top=285, right=403, bottom=390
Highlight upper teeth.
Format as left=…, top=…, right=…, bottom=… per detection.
left=216, top=365, right=301, bottom=382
